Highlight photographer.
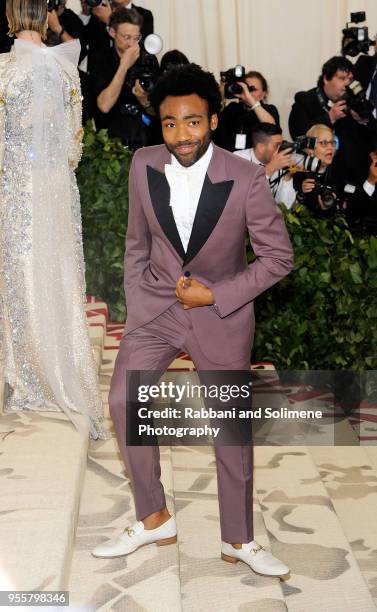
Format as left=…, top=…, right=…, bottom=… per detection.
left=289, top=56, right=374, bottom=187
left=234, top=123, right=296, bottom=208
left=354, top=37, right=377, bottom=119
left=294, top=125, right=341, bottom=217
left=347, top=142, right=377, bottom=234
left=81, top=0, right=153, bottom=74
left=46, top=1, right=83, bottom=46
left=91, top=7, right=158, bottom=150
left=215, top=70, right=279, bottom=152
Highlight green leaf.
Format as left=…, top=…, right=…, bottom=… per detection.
left=349, top=262, right=363, bottom=284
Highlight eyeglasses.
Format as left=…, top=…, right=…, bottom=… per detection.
left=317, top=139, right=337, bottom=148
left=117, top=33, right=142, bottom=43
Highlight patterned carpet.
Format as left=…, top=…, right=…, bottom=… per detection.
left=67, top=310, right=377, bottom=611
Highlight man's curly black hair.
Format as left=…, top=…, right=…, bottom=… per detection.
left=150, top=63, right=222, bottom=118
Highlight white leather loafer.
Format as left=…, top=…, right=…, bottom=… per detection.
left=92, top=516, right=177, bottom=558
left=221, top=540, right=289, bottom=577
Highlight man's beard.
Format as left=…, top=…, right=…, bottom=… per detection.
left=166, top=131, right=212, bottom=168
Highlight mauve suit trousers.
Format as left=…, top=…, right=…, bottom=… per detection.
left=109, top=302, right=254, bottom=543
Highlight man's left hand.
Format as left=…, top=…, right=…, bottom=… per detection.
left=175, top=277, right=215, bottom=309
left=234, top=81, right=257, bottom=108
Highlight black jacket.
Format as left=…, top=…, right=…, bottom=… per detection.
left=354, top=53, right=377, bottom=91
left=289, top=87, right=374, bottom=187
left=134, top=4, right=154, bottom=38
left=0, top=3, right=12, bottom=53
left=214, top=100, right=280, bottom=152
left=347, top=182, right=377, bottom=234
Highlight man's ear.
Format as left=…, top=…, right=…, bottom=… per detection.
left=210, top=113, right=218, bottom=131
left=370, top=151, right=377, bottom=162
left=109, top=27, right=116, bottom=40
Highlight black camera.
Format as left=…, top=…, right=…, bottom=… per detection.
left=86, top=0, right=105, bottom=7
left=342, top=12, right=374, bottom=57
left=126, top=49, right=159, bottom=94
left=220, top=65, right=256, bottom=99
left=47, top=0, right=61, bottom=11
left=280, top=136, right=321, bottom=173
left=310, top=173, right=341, bottom=213
left=342, top=79, right=375, bottom=121
left=280, top=136, right=316, bottom=153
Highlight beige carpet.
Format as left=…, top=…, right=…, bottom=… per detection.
left=69, top=324, right=377, bottom=611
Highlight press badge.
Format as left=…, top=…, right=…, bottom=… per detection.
left=235, top=134, right=247, bottom=149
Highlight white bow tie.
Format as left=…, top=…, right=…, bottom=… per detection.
left=165, top=163, right=202, bottom=182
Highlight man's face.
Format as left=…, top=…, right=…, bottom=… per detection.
left=256, top=134, right=282, bottom=164
left=160, top=94, right=218, bottom=167
left=323, top=70, right=352, bottom=101
left=109, top=22, right=141, bottom=54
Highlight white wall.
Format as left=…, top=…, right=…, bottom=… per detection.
left=67, top=0, right=377, bottom=135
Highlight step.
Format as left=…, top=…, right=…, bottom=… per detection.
left=0, top=410, right=90, bottom=591
left=0, top=297, right=107, bottom=592
left=255, top=446, right=376, bottom=611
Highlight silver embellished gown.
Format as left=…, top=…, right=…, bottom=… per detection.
left=0, top=39, right=108, bottom=439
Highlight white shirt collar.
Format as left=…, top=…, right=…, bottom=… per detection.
left=125, top=1, right=133, bottom=8
left=170, top=142, right=213, bottom=174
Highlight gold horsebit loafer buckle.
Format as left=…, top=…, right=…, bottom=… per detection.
left=250, top=543, right=264, bottom=555
left=126, top=527, right=135, bottom=537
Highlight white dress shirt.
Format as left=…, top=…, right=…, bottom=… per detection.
left=234, top=147, right=296, bottom=209
left=363, top=180, right=376, bottom=197
left=165, top=143, right=213, bottom=252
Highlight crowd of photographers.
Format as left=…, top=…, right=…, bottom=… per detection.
left=0, top=3, right=376, bottom=233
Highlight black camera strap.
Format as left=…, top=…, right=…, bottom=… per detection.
left=316, top=87, right=331, bottom=113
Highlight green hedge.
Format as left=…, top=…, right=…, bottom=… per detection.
left=77, top=126, right=132, bottom=321
left=251, top=208, right=377, bottom=370
left=77, top=127, right=377, bottom=369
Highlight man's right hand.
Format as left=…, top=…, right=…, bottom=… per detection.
left=92, top=2, right=112, bottom=24
left=301, top=178, right=316, bottom=193
left=120, top=45, right=140, bottom=72
left=265, top=148, right=294, bottom=177
left=328, top=100, right=347, bottom=124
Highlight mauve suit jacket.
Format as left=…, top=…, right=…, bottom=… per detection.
left=124, top=143, right=294, bottom=365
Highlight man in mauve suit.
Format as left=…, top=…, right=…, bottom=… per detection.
left=92, top=64, right=293, bottom=576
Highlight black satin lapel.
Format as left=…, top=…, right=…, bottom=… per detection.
left=146, top=166, right=186, bottom=261
left=184, top=175, right=234, bottom=265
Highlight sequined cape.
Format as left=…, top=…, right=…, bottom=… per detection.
left=0, top=40, right=109, bottom=440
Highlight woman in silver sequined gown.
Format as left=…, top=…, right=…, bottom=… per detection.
left=0, top=3, right=108, bottom=439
